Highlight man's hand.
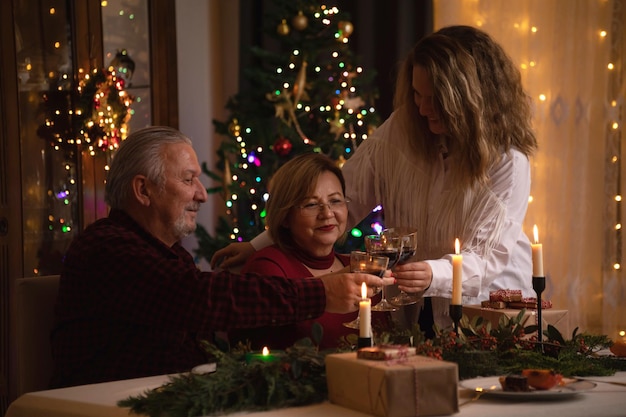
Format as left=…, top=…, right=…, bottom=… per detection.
left=210, top=242, right=255, bottom=270
left=319, top=271, right=393, bottom=313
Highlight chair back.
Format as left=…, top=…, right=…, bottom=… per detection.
left=13, top=275, right=60, bottom=396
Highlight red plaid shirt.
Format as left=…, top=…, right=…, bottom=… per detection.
left=50, top=210, right=325, bottom=388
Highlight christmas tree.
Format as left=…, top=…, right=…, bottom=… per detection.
left=194, top=0, right=383, bottom=263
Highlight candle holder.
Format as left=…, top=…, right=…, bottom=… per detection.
left=449, top=304, right=462, bottom=335
left=532, top=276, right=546, bottom=352
left=357, top=337, right=372, bottom=349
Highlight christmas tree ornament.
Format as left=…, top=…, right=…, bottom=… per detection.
left=292, top=11, right=308, bottom=31
left=273, top=136, right=293, bottom=156
left=277, top=19, right=290, bottom=36
left=338, top=20, right=354, bottom=38
left=292, top=61, right=308, bottom=105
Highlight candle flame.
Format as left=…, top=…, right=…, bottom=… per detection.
left=262, top=346, right=270, bottom=356
left=454, top=238, right=460, bottom=255
left=361, top=282, right=367, bottom=299
left=533, top=224, right=539, bottom=244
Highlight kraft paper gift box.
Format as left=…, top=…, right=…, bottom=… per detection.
left=326, top=352, right=459, bottom=417
left=463, top=305, right=571, bottom=337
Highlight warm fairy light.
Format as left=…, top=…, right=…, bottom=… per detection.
left=528, top=195, right=534, bottom=203
left=615, top=224, right=621, bottom=230
left=54, top=41, right=61, bottom=48
left=620, top=330, right=626, bottom=337
left=612, top=122, right=619, bottom=130
left=600, top=30, right=607, bottom=37
left=614, top=263, right=621, bottom=270
left=615, top=195, right=622, bottom=202
left=262, top=347, right=270, bottom=356
left=612, top=156, right=618, bottom=163
left=608, top=63, right=614, bottom=70
left=539, top=94, right=546, bottom=101
left=531, top=26, right=538, bottom=33
left=49, top=8, right=56, bottom=14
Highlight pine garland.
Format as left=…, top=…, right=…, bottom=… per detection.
left=118, top=313, right=626, bottom=417
left=118, top=340, right=330, bottom=417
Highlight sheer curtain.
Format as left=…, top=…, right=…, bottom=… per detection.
left=435, top=0, right=625, bottom=339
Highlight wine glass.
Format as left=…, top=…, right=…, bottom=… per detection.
left=364, top=234, right=401, bottom=312
left=386, top=228, right=420, bottom=306
left=343, top=251, right=389, bottom=329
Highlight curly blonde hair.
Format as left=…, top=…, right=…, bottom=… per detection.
left=393, top=25, right=537, bottom=187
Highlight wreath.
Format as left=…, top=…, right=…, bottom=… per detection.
left=38, top=67, right=133, bottom=156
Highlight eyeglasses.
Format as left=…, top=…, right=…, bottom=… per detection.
left=296, top=197, right=350, bottom=216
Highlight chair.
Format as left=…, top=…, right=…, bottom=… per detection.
left=12, top=275, right=60, bottom=397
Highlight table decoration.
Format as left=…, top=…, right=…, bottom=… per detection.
left=375, top=311, right=626, bottom=380
left=531, top=225, right=546, bottom=351
left=118, top=339, right=329, bottom=417
left=326, top=352, right=459, bottom=417
left=358, top=282, right=372, bottom=348
left=450, top=238, right=463, bottom=334
left=245, top=346, right=283, bottom=363
left=118, top=316, right=626, bottom=417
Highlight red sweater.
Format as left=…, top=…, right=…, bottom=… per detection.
left=232, top=245, right=358, bottom=350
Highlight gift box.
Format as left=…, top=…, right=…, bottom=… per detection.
left=326, top=352, right=459, bottom=417
left=463, top=305, right=571, bottom=337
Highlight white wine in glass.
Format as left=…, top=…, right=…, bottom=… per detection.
left=343, top=251, right=389, bottom=329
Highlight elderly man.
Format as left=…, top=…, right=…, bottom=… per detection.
left=51, top=126, right=385, bottom=388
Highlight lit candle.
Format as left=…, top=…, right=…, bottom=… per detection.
left=531, top=225, right=544, bottom=277
left=452, top=238, right=462, bottom=305
left=359, top=282, right=371, bottom=338
left=245, top=346, right=280, bottom=363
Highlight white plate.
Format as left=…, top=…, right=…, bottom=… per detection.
left=191, top=363, right=217, bottom=374
left=460, top=376, right=596, bottom=400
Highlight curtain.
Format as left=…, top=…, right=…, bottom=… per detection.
left=434, top=0, right=625, bottom=340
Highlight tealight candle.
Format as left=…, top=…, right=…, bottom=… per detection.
left=245, top=346, right=280, bottom=363
left=359, top=282, right=371, bottom=338
left=452, top=238, right=462, bottom=305
left=531, top=225, right=544, bottom=277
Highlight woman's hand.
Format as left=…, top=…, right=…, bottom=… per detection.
left=210, top=242, right=255, bottom=270
left=392, top=261, right=433, bottom=293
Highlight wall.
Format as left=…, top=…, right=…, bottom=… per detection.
left=175, top=0, right=240, bottom=269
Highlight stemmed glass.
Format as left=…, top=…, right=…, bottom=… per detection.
left=365, top=234, right=401, bottom=312
left=343, top=251, right=389, bottom=330
left=386, top=228, right=419, bottom=306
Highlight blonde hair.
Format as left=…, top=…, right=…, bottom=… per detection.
left=393, top=25, right=537, bottom=187
left=265, top=153, right=346, bottom=252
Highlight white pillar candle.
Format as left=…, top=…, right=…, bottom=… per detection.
left=532, top=225, right=544, bottom=277
left=452, top=238, right=462, bottom=305
left=359, top=282, right=371, bottom=338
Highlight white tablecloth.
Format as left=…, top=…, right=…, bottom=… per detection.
left=5, top=372, right=626, bottom=417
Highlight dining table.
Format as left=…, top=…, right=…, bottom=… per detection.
left=5, top=371, right=626, bottom=417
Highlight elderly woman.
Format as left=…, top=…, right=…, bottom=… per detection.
left=230, top=153, right=364, bottom=350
